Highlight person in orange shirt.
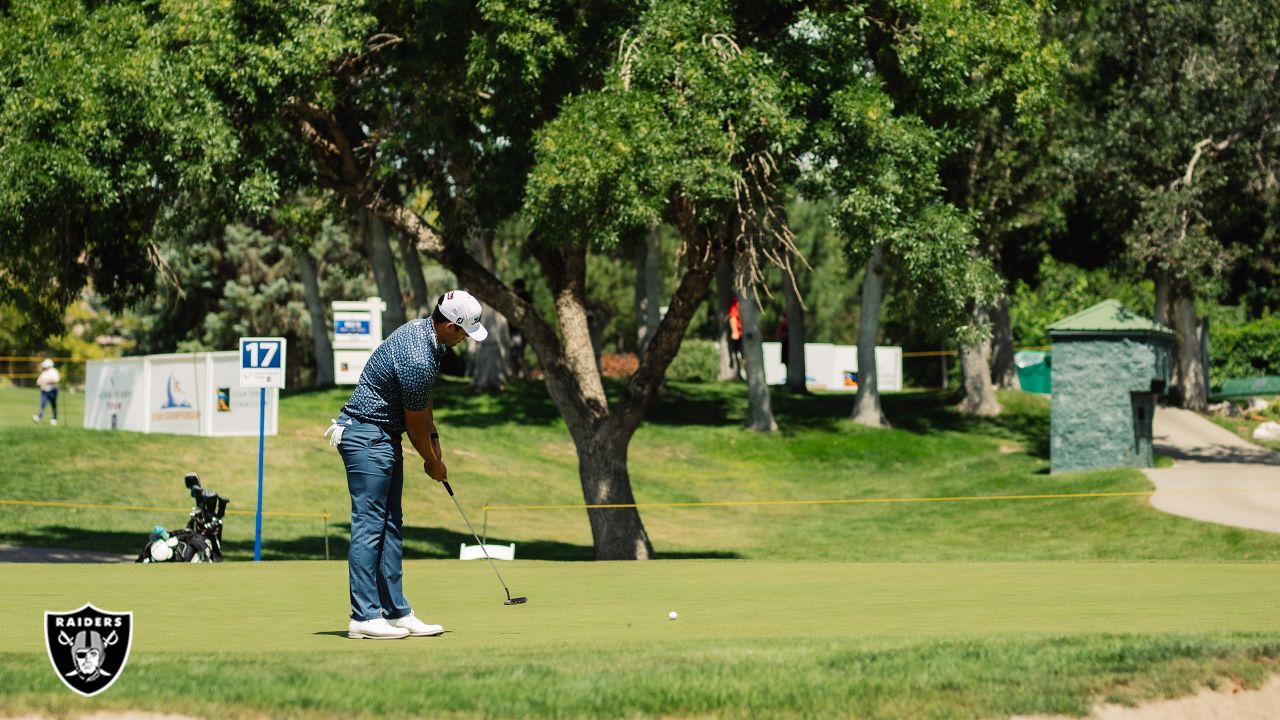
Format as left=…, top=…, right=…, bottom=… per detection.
left=728, top=297, right=744, bottom=378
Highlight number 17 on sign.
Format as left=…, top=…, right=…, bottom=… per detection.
left=239, top=337, right=286, bottom=561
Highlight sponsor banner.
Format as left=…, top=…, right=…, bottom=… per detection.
left=210, top=353, right=278, bottom=436
left=84, top=359, right=146, bottom=432
left=85, top=352, right=277, bottom=436
left=148, top=356, right=205, bottom=434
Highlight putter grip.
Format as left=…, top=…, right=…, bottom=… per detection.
left=442, top=481, right=454, bottom=496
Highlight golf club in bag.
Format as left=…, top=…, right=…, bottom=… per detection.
left=442, top=481, right=526, bottom=605
left=136, top=473, right=229, bottom=563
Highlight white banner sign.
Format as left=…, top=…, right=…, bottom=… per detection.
left=85, top=353, right=278, bottom=436
left=763, top=342, right=903, bottom=392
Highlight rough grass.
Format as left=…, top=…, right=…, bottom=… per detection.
left=3, top=382, right=1280, bottom=562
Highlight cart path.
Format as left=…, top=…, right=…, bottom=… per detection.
left=1144, top=406, right=1280, bottom=533
left=0, top=544, right=134, bottom=563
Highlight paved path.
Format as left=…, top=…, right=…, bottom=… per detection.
left=0, top=545, right=134, bottom=563
left=1144, top=407, right=1280, bottom=533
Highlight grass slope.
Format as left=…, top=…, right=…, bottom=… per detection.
left=1, top=560, right=1279, bottom=719
left=2, top=382, right=1280, bottom=562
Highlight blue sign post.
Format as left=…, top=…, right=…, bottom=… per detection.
left=239, top=337, right=286, bottom=562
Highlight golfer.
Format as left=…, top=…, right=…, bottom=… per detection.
left=32, top=358, right=60, bottom=426
left=326, top=290, right=488, bottom=640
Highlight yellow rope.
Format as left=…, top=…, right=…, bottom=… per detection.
left=483, top=487, right=1280, bottom=512
left=0, top=498, right=327, bottom=519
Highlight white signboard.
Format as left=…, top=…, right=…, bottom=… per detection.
left=239, top=337, right=286, bottom=389
left=332, top=297, right=386, bottom=384
left=84, top=359, right=145, bottom=431
left=85, top=353, right=278, bottom=436
left=763, top=342, right=903, bottom=392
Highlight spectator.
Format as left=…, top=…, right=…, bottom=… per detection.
left=728, top=297, right=744, bottom=378
left=33, top=358, right=60, bottom=426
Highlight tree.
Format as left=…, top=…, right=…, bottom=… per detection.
left=516, top=0, right=800, bottom=553
left=791, top=3, right=1054, bottom=425
left=4, top=0, right=804, bottom=559
left=1060, top=0, right=1280, bottom=410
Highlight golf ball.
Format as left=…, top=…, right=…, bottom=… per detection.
left=668, top=611, right=678, bottom=620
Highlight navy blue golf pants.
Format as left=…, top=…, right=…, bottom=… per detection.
left=336, top=414, right=411, bottom=622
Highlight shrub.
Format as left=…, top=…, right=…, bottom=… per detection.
left=1212, top=316, right=1280, bottom=382
left=666, top=339, right=721, bottom=383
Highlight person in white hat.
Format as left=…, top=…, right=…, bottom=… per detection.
left=324, top=290, right=487, bottom=639
left=33, top=358, right=61, bottom=426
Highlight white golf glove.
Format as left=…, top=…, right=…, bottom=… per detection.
left=324, top=418, right=349, bottom=447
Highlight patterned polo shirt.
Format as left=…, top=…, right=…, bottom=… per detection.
left=342, top=319, right=444, bottom=434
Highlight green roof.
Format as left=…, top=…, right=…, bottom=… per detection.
left=1047, top=299, right=1175, bottom=336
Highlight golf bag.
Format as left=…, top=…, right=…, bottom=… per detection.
left=136, top=473, right=229, bottom=563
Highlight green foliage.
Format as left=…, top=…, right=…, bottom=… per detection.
left=665, top=338, right=721, bottom=382
left=524, top=0, right=801, bottom=247
left=1211, top=317, right=1280, bottom=382
left=1009, top=257, right=1153, bottom=346
left=128, top=214, right=372, bottom=386
left=0, top=0, right=372, bottom=339
left=1061, top=0, right=1280, bottom=299
left=793, top=1, right=1060, bottom=341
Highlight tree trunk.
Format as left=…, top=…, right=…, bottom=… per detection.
left=577, top=432, right=654, bottom=560
left=635, top=224, right=662, bottom=354
left=736, top=254, right=778, bottom=432
left=957, top=306, right=1003, bottom=416
left=1154, top=272, right=1182, bottom=399
left=469, top=305, right=511, bottom=390
left=851, top=242, right=889, bottom=427
left=784, top=273, right=807, bottom=392
left=715, top=257, right=737, bottom=380
left=361, top=209, right=407, bottom=335
left=989, top=295, right=1017, bottom=389
left=396, top=229, right=432, bottom=319
left=296, top=247, right=334, bottom=388
left=1175, top=292, right=1208, bottom=411
left=467, top=228, right=511, bottom=392
left=1154, top=273, right=1173, bottom=327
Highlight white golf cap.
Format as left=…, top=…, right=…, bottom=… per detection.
left=437, top=290, right=488, bottom=341
left=40, top=358, right=54, bottom=368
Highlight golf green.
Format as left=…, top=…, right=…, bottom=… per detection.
left=4, top=560, right=1280, bottom=718
left=4, top=560, right=1278, bottom=655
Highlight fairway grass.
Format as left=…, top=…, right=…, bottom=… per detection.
left=1, top=560, right=1279, bottom=718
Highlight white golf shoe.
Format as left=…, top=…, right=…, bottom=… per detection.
left=50, top=419, right=57, bottom=426
left=387, top=613, right=444, bottom=637
left=347, top=617, right=410, bottom=640
left=31, top=415, right=40, bottom=423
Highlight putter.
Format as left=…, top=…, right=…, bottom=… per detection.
left=442, top=481, right=527, bottom=606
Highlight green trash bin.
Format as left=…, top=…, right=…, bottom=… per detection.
left=1015, top=351, right=1051, bottom=394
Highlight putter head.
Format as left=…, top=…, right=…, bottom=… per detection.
left=504, top=597, right=528, bottom=605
